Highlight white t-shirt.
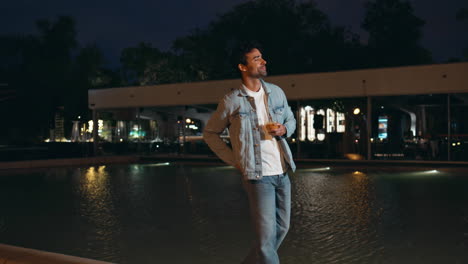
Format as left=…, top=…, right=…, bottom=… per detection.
left=242, top=84, right=285, bottom=176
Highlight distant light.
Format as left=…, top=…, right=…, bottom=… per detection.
left=345, top=153, right=364, bottom=160
left=317, top=133, right=325, bottom=141
left=304, top=167, right=331, bottom=172
left=88, top=120, right=94, bottom=133
left=355, top=139, right=359, bottom=143
left=353, top=171, right=364, bottom=175
left=405, top=169, right=441, bottom=177
left=119, top=138, right=123, bottom=142
left=370, top=138, right=374, bottom=142
left=452, top=142, right=456, bottom=146
left=457, top=142, right=461, bottom=145
left=144, top=162, right=170, bottom=167
left=78, top=116, right=81, bottom=119
left=353, top=108, right=360, bottom=115
left=185, top=118, right=191, bottom=124
left=381, top=106, right=384, bottom=109
left=292, top=138, right=296, bottom=143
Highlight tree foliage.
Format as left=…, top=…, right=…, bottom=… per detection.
left=172, top=0, right=365, bottom=80
left=0, top=16, right=111, bottom=143
left=120, top=42, right=191, bottom=85
left=362, top=0, right=432, bottom=67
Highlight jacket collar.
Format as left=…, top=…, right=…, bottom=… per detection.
left=237, top=79, right=271, bottom=97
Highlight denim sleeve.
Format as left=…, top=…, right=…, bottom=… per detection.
left=282, top=90, right=296, bottom=138
left=203, top=97, right=236, bottom=166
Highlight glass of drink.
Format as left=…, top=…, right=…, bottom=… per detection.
left=265, top=122, right=281, bottom=132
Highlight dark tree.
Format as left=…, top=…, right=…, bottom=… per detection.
left=362, top=0, right=432, bottom=67
left=172, top=0, right=365, bottom=81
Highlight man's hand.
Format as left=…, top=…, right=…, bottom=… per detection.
left=268, top=123, right=287, bottom=137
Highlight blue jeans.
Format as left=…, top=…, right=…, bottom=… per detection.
left=242, top=173, right=291, bottom=264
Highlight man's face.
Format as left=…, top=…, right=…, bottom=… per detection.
left=239, top=48, right=267, bottom=78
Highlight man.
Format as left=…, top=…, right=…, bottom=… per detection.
left=203, top=42, right=296, bottom=264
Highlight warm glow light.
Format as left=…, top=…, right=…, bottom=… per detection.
left=317, top=133, right=325, bottom=141
left=336, top=112, right=345, bottom=133
left=326, top=109, right=335, bottom=133
left=306, top=106, right=315, bottom=141
left=345, top=153, right=364, bottom=160
left=292, top=138, right=296, bottom=143
left=185, top=118, right=191, bottom=124
left=353, top=108, right=360, bottom=115
left=299, top=107, right=306, bottom=141
left=88, top=120, right=93, bottom=133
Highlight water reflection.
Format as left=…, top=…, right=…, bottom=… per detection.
left=1, top=165, right=468, bottom=263
left=78, top=165, right=122, bottom=262
left=287, top=168, right=384, bottom=263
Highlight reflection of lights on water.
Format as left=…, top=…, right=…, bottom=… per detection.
left=403, top=170, right=441, bottom=177
left=143, top=162, right=171, bottom=167
left=98, top=165, right=106, bottom=173
left=303, top=167, right=331, bottom=172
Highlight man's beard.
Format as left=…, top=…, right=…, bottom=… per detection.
left=259, top=68, right=268, bottom=77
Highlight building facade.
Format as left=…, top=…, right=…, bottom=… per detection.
left=88, top=62, right=468, bottom=161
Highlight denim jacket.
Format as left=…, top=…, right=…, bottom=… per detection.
left=203, top=79, right=296, bottom=180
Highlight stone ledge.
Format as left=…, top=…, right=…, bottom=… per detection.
left=0, top=244, right=113, bottom=264
left=0, top=155, right=139, bottom=170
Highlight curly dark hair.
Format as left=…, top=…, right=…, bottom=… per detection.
left=234, top=40, right=263, bottom=66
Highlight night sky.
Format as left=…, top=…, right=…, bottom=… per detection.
left=2, top=0, right=467, bottom=67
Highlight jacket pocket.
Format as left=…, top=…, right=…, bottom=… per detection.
left=272, top=106, right=284, bottom=122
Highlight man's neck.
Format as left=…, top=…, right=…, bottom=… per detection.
left=242, top=77, right=262, bottom=92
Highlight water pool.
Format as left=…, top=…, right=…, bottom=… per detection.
left=1, top=164, right=467, bottom=263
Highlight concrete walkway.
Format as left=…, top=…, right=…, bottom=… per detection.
left=0, top=244, right=113, bottom=264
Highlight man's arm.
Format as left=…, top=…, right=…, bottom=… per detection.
left=282, top=91, right=296, bottom=138
left=203, top=97, right=236, bottom=166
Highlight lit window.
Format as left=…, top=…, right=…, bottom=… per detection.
left=337, top=112, right=345, bottom=133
